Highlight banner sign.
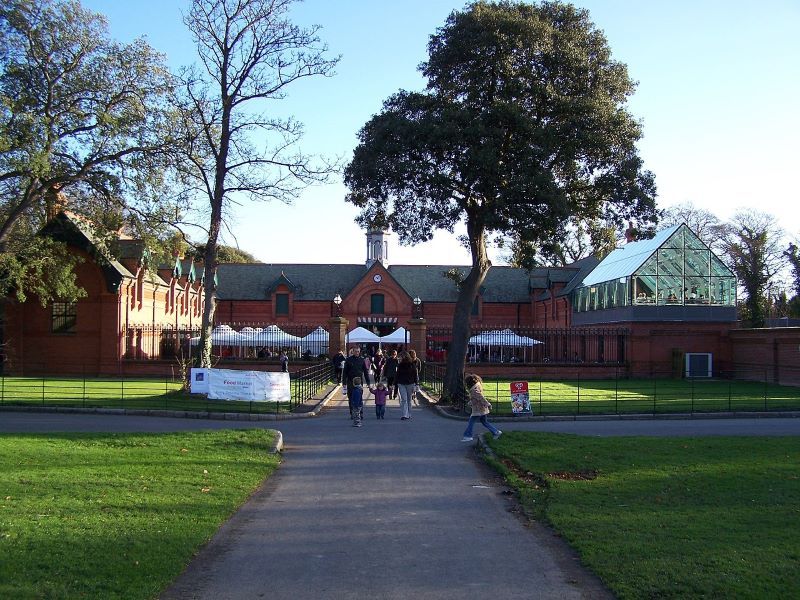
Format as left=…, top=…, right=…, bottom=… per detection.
left=192, top=368, right=291, bottom=402
left=190, top=368, right=210, bottom=394
left=510, top=380, right=531, bottom=414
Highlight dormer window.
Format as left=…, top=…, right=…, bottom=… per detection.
left=276, top=293, right=290, bottom=315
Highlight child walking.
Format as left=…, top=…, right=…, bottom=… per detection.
left=370, top=380, right=390, bottom=419
left=461, top=373, right=502, bottom=441
left=350, top=377, right=364, bottom=427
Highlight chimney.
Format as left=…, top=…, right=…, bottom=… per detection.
left=45, top=184, right=67, bottom=221
left=624, top=221, right=637, bottom=243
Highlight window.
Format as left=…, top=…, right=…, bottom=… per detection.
left=370, top=293, right=385, bottom=314
left=275, top=293, right=289, bottom=315
left=52, top=302, right=77, bottom=333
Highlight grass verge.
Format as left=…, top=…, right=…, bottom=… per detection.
left=476, top=378, right=800, bottom=415
left=0, top=429, right=281, bottom=599
left=0, top=377, right=314, bottom=414
left=486, top=432, right=800, bottom=599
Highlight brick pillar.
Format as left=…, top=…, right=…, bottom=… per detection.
left=327, top=317, right=349, bottom=357
left=407, top=318, right=427, bottom=360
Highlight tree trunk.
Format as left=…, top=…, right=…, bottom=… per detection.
left=442, top=217, right=491, bottom=403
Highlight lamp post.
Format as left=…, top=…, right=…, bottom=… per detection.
left=333, top=293, right=342, bottom=317
left=412, top=295, right=422, bottom=319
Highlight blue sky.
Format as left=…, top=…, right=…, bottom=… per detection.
left=83, top=0, right=800, bottom=265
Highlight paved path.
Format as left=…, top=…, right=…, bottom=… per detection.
left=2, top=403, right=799, bottom=599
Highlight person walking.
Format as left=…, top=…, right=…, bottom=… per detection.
left=381, top=349, right=399, bottom=399
left=373, top=349, right=385, bottom=385
left=280, top=351, right=289, bottom=372
left=332, top=350, right=346, bottom=383
left=364, top=352, right=375, bottom=386
left=369, top=380, right=390, bottom=419
left=408, top=349, right=422, bottom=405
left=462, top=373, right=502, bottom=442
left=395, top=351, right=419, bottom=420
left=350, top=377, right=364, bottom=427
left=343, top=348, right=369, bottom=420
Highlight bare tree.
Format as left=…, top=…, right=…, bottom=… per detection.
left=660, top=201, right=723, bottom=248
left=717, top=209, right=785, bottom=327
left=181, top=0, right=338, bottom=367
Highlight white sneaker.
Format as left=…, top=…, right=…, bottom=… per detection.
left=461, top=436, right=474, bottom=442
left=493, top=430, right=503, bottom=440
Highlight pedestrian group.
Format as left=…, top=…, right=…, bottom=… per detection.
left=341, top=347, right=419, bottom=426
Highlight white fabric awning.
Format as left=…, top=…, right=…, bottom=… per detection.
left=347, top=326, right=381, bottom=343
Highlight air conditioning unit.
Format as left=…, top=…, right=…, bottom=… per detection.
left=685, top=353, right=712, bottom=378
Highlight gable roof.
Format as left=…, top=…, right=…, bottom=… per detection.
left=216, top=263, right=368, bottom=301
left=40, top=212, right=135, bottom=292
left=216, top=262, right=589, bottom=303
left=580, top=225, right=681, bottom=287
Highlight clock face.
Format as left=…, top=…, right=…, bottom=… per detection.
left=373, top=274, right=382, bottom=283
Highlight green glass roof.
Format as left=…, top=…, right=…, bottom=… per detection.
left=581, top=225, right=681, bottom=286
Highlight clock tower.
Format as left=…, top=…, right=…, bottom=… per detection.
left=365, top=229, right=390, bottom=268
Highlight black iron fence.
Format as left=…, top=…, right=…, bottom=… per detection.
left=0, top=360, right=335, bottom=415
left=124, top=323, right=331, bottom=362
left=421, top=362, right=445, bottom=398
left=123, top=323, right=628, bottom=366
left=425, top=326, right=628, bottom=365
left=430, top=367, right=800, bottom=416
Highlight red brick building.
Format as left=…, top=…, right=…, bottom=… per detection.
left=7, top=218, right=797, bottom=384
left=2, top=213, right=206, bottom=375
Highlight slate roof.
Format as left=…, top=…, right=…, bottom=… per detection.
left=216, top=263, right=368, bottom=301
left=41, top=212, right=135, bottom=292
left=559, top=256, right=602, bottom=296
left=216, top=262, right=589, bottom=303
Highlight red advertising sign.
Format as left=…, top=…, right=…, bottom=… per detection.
left=510, top=381, right=531, bottom=413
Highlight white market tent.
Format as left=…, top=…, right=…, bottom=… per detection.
left=301, top=326, right=329, bottom=355
left=468, top=329, right=542, bottom=362
left=347, top=326, right=381, bottom=344
left=244, top=324, right=302, bottom=347
left=190, top=325, right=249, bottom=346
left=379, top=327, right=408, bottom=345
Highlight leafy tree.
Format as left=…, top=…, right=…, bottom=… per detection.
left=345, top=1, right=657, bottom=400
left=505, top=216, right=621, bottom=269
left=660, top=201, right=723, bottom=248
left=717, top=209, right=785, bottom=327
left=0, top=0, right=178, bottom=303
left=784, top=242, right=800, bottom=317
left=180, top=0, right=338, bottom=367
left=193, top=243, right=257, bottom=264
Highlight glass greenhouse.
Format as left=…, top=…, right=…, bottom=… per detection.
left=574, top=224, right=736, bottom=313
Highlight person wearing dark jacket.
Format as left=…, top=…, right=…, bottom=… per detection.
left=408, top=349, right=422, bottom=406
left=343, top=347, right=369, bottom=419
left=395, top=351, right=419, bottom=420
left=381, top=349, right=399, bottom=399
left=332, top=350, right=346, bottom=382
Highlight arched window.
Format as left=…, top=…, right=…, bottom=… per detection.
left=370, top=293, right=385, bottom=314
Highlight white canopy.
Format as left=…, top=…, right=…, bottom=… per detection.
left=379, top=327, right=408, bottom=344
left=347, top=326, right=381, bottom=343
left=301, top=326, right=329, bottom=354
left=243, top=324, right=302, bottom=347
left=469, top=329, right=542, bottom=346
left=190, top=325, right=249, bottom=346
left=467, top=329, right=542, bottom=362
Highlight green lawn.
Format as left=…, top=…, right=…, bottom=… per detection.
left=0, top=376, right=321, bottom=414
left=476, top=378, right=800, bottom=415
left=0, top=429, right=281, bottom=599
left=487, top=432, right=800, bottom=599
